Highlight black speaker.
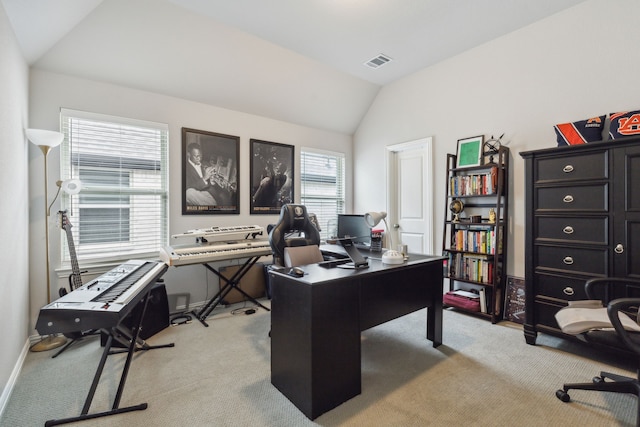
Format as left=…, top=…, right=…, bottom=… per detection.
left=101, top=280, right=170, bottom=347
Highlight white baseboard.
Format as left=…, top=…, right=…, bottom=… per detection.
left=0, top=339, right=30, bottom=419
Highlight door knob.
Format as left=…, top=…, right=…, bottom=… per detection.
left=615, top=244, right=624, bottom=254
left=393, top=223, right=400, bottom=229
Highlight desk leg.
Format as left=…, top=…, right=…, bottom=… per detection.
left=427, top=275, right=443, bottom=347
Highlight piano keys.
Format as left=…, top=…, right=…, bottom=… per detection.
left=171, top=224, right=264, bottom=240
left=36, top=259, right=168, bottom=336
left=159, top=239, right=272, bottom=266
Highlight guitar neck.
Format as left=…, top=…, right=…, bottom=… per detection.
left=64, top=219, right=83, bottom=290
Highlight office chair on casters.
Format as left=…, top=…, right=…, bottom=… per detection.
left=268, top=204, right=323, bottom=268
left=554, top=277, right=640, bottom=426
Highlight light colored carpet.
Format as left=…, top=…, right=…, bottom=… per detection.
left=1, top=302, right=637, bottom=426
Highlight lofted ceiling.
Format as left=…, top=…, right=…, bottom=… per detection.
left=2, top=0, right=586, bottom=134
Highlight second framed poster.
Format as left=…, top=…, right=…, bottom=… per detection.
left=250, top=139, right=294, bottom=214
left=182, top=128, right=239, bottom=214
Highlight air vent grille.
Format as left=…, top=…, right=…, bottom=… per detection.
left=364, top=54, right=392, bottom=69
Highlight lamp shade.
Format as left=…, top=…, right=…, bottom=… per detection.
left=364, top=211, right=404, bottom=264
left=26, top=128, right=64, bottom=148
left=364, top=211, right=387, bottom=228
left=61, top=179, right=82, bottom=195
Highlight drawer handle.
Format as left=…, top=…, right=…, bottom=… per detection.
left=615, top=244, right=624, bottom=254
left=563, top=256, right=574, bottom=265
left=563, top=226, right=574, bottom=234
left=563, top=287, right=575, bottom=296
left=563, top=195, right=574, bottom=203
left=563, top=165, right=574, bottom=173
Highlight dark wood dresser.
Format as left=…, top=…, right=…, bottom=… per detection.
left=520, top=136, right=640, bottom=345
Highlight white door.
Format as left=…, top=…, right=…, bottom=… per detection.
left=386, top=138, right=433, bottom=255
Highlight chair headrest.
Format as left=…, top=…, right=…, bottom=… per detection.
left=269, top=204, right=321, bottom=266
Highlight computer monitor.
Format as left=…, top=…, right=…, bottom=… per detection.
left=337, top=214, right=371, bottom=246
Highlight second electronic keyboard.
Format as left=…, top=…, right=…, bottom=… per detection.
left=160, top=240, right=272, bottom=266
left=171, top=224, right=264, bottom=240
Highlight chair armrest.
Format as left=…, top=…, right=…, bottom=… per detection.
left=585, top=277, right=640, bottom=301
left=607, top=298, right=640, bottom=355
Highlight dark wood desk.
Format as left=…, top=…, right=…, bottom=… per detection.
left=269, top=251, right=445, bottom=420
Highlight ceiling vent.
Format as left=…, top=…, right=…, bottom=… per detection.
left=364, top=53, right=392, bottom=69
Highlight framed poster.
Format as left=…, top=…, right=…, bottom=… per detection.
left=504, top=276, right=525, bottom=324
left=456, top=135, right=484, bottom=168
left=182, top=128, right=239, bottom=215
left=250, top=139, right=294, bottom=214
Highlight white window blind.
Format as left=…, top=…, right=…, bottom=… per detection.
left=300, top=148, right=345, bottom=240
left=59, top=109, right=169, bottom=263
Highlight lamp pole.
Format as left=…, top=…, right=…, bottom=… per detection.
left=27, top=129, right=67, bottom=352
left=40, top=145, right=53, bottom=305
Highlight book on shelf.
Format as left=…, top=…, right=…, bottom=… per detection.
left=449, top=167, right=499, bottom=197
left=479, top=288, right=487, bottom=313
left=452, top=229, right=496, bottom=254
left=443, top=291, right=481, bottom=312
left=447, top=253, right=493, bottom=284
left=451, top=289, right=480, bottom=299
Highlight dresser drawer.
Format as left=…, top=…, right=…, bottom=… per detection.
left=536, top=151, right=607, bottom=183
left=535, top=245, right=608, bottom=275
left=536, top=184, right=607, bottom=212
left=535, top=272, right=589, bottom=301
left=535, top=216, right=608, bottom=245
left=533, top=299, right=566, bottom=331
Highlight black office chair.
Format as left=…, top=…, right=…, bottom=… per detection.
left=267, top=204, right=323, bottom=337
left=268, top=204, right=322, bottom=267
left=555, top=277, right=640, bottom=426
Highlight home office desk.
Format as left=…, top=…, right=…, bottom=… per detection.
left=269, top=249, right=445, bottom=420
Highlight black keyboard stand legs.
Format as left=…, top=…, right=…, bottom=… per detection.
left=44, top=289, right=174, bottom=426
left=51, top=330, right=99, bottom=359
left=192, top=256, right=270, bottom=327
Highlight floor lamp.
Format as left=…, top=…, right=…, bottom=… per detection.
left=27, top=128, right=68, bottom=352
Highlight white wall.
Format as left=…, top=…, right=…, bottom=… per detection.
left=353, top=0, right=640, bottom=279
left=28, top=69, right=353, bottom=332
left=0, top=2, right=30, bottom=412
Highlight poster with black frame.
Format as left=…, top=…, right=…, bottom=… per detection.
left=504, top=276, right=525, bottom=324
left=250, top=139, right=294, bottom=214
left=182, top=128, right=239, bottom=215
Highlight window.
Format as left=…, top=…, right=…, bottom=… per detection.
left=300, top=148, right=345, bottom=240
left=60, top=109, right=168, bottom=263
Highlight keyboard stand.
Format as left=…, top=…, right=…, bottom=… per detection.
left=192, top=255, right=271, bottom=327
left=51, top=329, right=99, bottom=359
left=44, top=286, right=174, bottom=426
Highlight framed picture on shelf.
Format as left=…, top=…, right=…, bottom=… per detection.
left=504, top=276, right=525, bottom=324
left=250, top=139, right=294, bottom=214
left=456, top=135, right=484, bottom=167
left=182, top=128, right=240, bottom=215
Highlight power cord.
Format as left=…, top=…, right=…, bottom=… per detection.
left=170, top=312, right=192, bottom=326
left=230, top=302, right=260, bottom=316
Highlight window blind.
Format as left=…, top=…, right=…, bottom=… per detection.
left=59, top=108, right=169, bottom=263
left=300, top=148, right=345, bottom=240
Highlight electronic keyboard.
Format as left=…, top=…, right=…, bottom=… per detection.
left=35, top=260, right=167, bottom=335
